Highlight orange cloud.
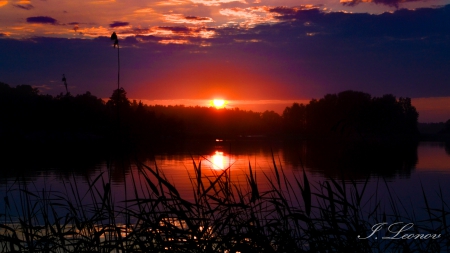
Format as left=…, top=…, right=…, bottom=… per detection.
left=133, top=7, right=155, bottom=14
left=158, top=39, right=190, bottom=44
left=156, top=0, right=190, bottom=6
left=74, top=26, right=111, bottom=37
left=164, top=14, right=214, bottom=25
left=151, top=26, right=216, bottom=39
left=89, top=0, right=116, bottom=4
left=191, top=0, right=247, bottom=6
left=219, top=6, right=280, bottom=27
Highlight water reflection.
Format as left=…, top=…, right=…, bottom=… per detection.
left=1, top=140, right=450, bottom=228
left=211, top=151, right=226, bottom=170
left=0, top=139, right=434, bottom=184
left=282, top=140, right=419, bottom=179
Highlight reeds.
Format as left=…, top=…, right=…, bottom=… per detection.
left=1, top=155, right=449, bottom=252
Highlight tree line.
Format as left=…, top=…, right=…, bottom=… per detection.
left=0, top=82, right=422, bottom=150
left=282, top=90, right=420, bottom=141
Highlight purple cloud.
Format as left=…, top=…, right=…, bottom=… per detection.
left=342, top=0, right=421, bottom=7
left=26, top=16, right=57, bottom=24
left=109, top=21, right=129, bottom=28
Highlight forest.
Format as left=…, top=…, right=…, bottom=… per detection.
left=0, top=82, right=429, bottom=152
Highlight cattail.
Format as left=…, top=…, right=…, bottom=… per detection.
left=111, top=32, right=119, bottom=48
left=62, top=74, right=68, bottom=94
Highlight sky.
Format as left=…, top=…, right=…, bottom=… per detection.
left=0, top=0, right=449, bottom=121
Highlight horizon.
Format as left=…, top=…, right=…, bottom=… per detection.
left=72, top=86, right=450, bottom=123
left=133, top=97, right=450, bottom=123
left=4, top=80, right=450, bottom=122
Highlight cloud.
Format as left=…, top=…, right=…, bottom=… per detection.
left=159, top=39, right=190, bottom=44
left=185, top=16, right=214, bottom=22
left=126, top=28, right=153, bottom=36
left=156, top=26, right=191, bottom=34
left=164, top=14, right=214, bottom=24
left=13, top=4, right=34, bottom=10
left=133, top=7, right=155, bottom=13
left=26, top=16, right=58, bottom=25
left=190, top=0, right=247, bottom=6
left=90, top=0, right=116, bottom=4
left=151, top=26, right=216, bottom=39
left=264, top=5, right=450, bottom=41
left=340, top=0, right=421, bottom=7
left=156, top=0, right=190, bottom=5
left=109, top=21, right=130, bottom=28
left=32, top=84, right=52, bottom=91
left=72, top=26, right=111, bottom=37
left=219, top=6, right=280, bottom=27
left=268, top=6, right=323, bottom=21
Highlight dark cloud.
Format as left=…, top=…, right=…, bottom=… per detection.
left=130, top=35, right=160, bottom=43
left=26, top=16, right=57, bottom=24
left=185, top=16, right=213, bottom=21
left=269, top=5, right=321, bottom=16
left=109, top=21, right=130, bottom=28
left=185, top=16, right=208, bottom=20
left=157, top=26, right=215, bottom=34
left=342, top=0, right=420, bottom=8
left=266, top=5, right=450, bottom=39
left=126, top=28, right=152, bottom=35
left=67, top=22, right=81, bottom=32
left=158, top=26, right=191, bottom=33
left=13, top=4, right=34, bottom=10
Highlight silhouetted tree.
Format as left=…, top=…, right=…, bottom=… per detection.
left=106, top=87, right=130, bottom=110
left=15, top=84, right=40, bottom=96
left=282, top=90, right=419, bottom=140
left=440, top=119, right=450, bottom=134
left=282, top=103, right=306, bottom=134
left=261, top=110, right=282, bottom=135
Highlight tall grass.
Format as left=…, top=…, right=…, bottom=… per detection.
left=1, top=156, right=449, bottom=252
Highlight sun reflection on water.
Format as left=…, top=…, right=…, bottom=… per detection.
left=212, top=151, right=226, bottom=170
left=210, top=150, right=236, bottom=170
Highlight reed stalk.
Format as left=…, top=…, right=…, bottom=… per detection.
left=1, top=154, right=449, bottom=252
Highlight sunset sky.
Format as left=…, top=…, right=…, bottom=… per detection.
left=0, top=0, right=449, bottom=121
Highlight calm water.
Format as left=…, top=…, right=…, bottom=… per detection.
left=1, top=140, right=450, bottom=223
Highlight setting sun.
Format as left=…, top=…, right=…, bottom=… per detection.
left=210, top=99, right=227, bottom=109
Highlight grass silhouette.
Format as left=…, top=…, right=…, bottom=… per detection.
left=0, top=154, right=448, bottom=252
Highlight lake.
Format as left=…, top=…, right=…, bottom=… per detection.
left=1, top=140, right=450, bottom=251
left=2, top=140, right=450, bottom=214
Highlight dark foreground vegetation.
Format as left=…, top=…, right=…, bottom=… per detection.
left=0, top=82, right=425, bottom=151
left=1, top=158, right=449, bottom=252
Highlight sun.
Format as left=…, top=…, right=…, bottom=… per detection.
left=210, top=99, right=227, bottom=109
